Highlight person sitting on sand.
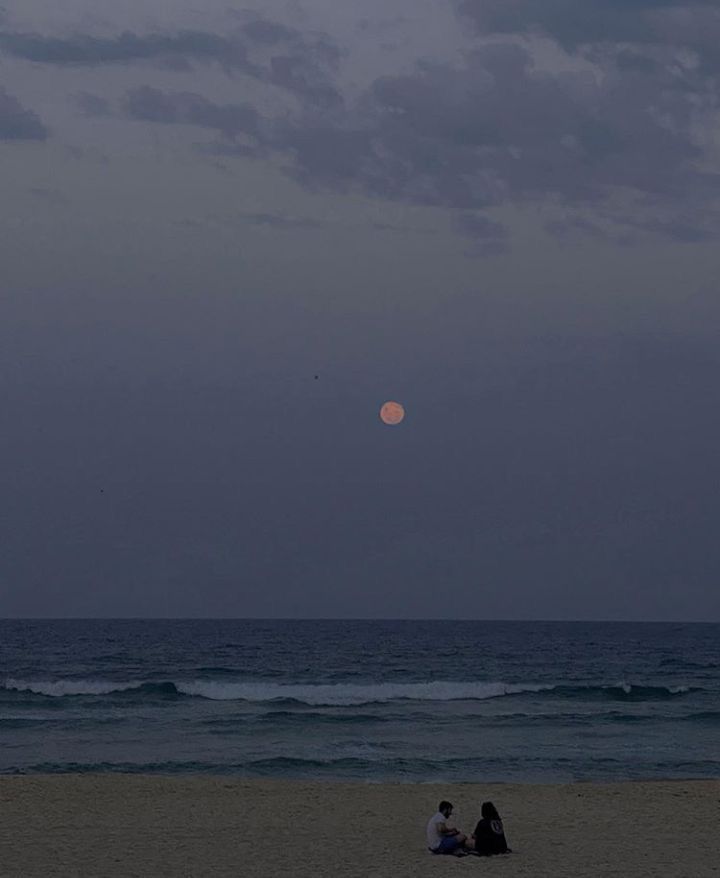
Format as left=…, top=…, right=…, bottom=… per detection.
left=426, top=800, right=469, bottom=855
left=471, top=801, right=511, bottom=856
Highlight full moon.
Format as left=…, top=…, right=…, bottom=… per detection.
left=380, top=401, right=405, bottom=425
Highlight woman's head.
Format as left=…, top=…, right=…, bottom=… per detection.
left=481, top=801, right=500, bottom=821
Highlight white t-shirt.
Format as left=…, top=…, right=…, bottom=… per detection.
left=426, top=811, right=449, bottom=850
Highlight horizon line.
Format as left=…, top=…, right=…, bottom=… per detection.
left=0, top=616, right=717, bottom=624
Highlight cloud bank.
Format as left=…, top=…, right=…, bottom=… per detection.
left=2, top=3, right=719, bottom=243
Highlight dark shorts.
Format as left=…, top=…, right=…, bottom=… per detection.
left=432, top=836, right=461, bottom=855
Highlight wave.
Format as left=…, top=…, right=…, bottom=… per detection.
left=0, top=716, right=52, bottom=729
left=176, top=680, right=553, bottom=704
left=2, top=679, right=178, bottom=699
left=659, top=658, right=719, bottom=670
left=201, top=711, right=391, bottom=730
left=2, top=679, right=548, bottom=704
left=4, top=679, right=138, bottom=697
left=684, top=711, right=720, bottom=724
left=0, top=754, right=565, bottom=777
left=548, top=683, right=695, bottom=701
left=1, top=678, right=699, bottom=705
left=12, top=754, right=720, bottom=781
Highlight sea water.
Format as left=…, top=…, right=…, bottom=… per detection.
left=1, top=619, right=718, bottom=781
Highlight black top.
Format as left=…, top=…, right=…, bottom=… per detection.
left=473, top=818, right=509, bottom=855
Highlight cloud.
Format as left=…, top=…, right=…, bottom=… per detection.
left=123, top=87, right=260, bottom=139
left=89, top=26, right=718, bottom=245
left=260, top=39, right=719, bottom=239
left=7, top=7, right=719, bottom=244
left=454, top=211, right=510, bottom=256
left=266, top=54, right=343, bottom=110
left=545, top=214, right=625, bottom=241
left=545, top=203, right=718, bottom=245
left=0, top=21, right=343, bottom=109
left=456, top=0, right=720, bottom=61
left=0, top=87, right=48, bottom=140
left=620, top=215, right=716, bottom=243
left=454, top=211, right=508, bottom=239
left=241, top=19, right=301, bottom=46
left=76, top=92, right=111, bottom=117
left=0, top=29, right=253, bottom=72
left=240, top=17, right=342, bottom=68
left=76, top=86, right=265, bottom=158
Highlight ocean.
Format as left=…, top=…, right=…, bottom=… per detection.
left=1, top=619, right=718, bottom=782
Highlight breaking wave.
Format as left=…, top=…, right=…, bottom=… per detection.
left=1, top=678, right=697, bottom=705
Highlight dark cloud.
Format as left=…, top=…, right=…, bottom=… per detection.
left=267, top=54, right=343, bottom=110
left=242, top=16, right=343, bottom=109
left=7, top=8, right=718, bottom=244
left=75, top=86, right=267, bottom=157
left=241, top=17, right=341, bottom=67
left=0, top=22, right=342, bottom=109
left=259, top=39, right=718, bottom=241
left=457, top=0, right=720, bottom=60
left=122, top=86, right=262, bottom=147
left=0, top=29, right=254, bottom=72
left=241, top=19, right=299, bottom=46
left=0, top=87, right=48, bottom=140
left=90, top=29, right=717, bottom=244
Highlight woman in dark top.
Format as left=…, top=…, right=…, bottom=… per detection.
left=472, top=801, right=511, bottom=856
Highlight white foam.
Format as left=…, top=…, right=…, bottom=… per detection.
left=4, top=679, right=144, bottom=697
left=612, top=681, right=691, bottom=696
left=3, top=678, right=691, bottom=704
left=174, top=680, right=549, bottom=705
left=3, top=677, right=547, bottom=704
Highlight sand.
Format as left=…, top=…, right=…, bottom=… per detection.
left=1, top=776, right=718, bottom=877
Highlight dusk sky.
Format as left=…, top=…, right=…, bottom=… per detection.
left=2, top=0, right=720, bottom=620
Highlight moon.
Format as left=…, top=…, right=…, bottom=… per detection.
left=380, top=400, right=405, bottom=425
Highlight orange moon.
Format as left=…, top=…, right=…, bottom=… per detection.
left=380, top=400, right=405, bottom=425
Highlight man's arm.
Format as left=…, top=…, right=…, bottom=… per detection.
left=437, top=822, right=459, bottom=837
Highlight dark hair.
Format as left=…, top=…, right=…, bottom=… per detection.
left=438, top=800, right=453, bottom=814
left=481, top=801, right=500, bottom=821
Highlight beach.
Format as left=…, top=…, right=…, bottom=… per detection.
left=1, top=776, right=718, bottom=877
left=2, top=622, right=719, bottom=875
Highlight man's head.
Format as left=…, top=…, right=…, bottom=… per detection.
left=438, top=800, right=453, bottom=818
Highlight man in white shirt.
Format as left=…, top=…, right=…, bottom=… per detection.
left=426, top=800, right=468, bottom=855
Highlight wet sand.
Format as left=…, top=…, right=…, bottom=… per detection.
left=1, top=776, right=718, bottom=877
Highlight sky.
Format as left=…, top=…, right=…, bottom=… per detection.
left=1, top=0, right=720, bottom=620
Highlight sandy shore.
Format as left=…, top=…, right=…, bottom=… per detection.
left=0, top=776, right=718, bottom=877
